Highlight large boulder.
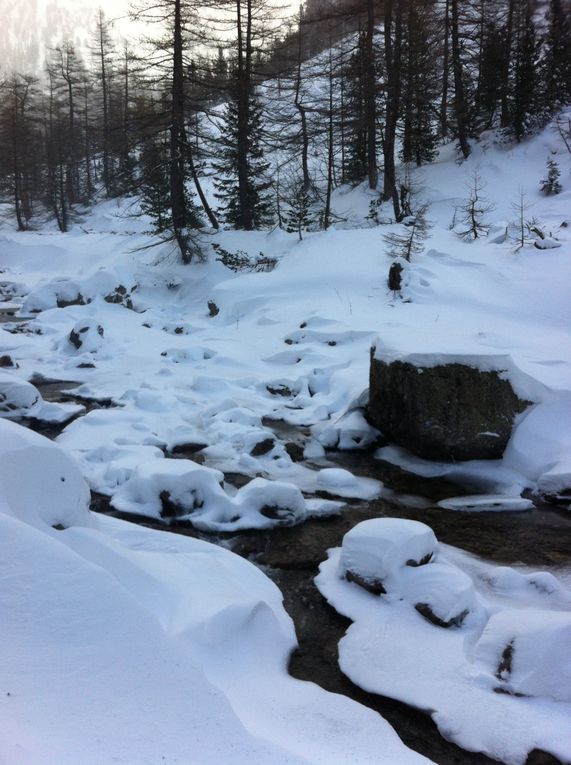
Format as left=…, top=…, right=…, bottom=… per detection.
left=368, top=348, right=529, bottom=460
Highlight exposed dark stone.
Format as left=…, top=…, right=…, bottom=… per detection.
left=415, top=602, right=469, bottom=629
left=286, top=442, right=305, bottom=462
left=388, top=262, right=403, bottom=291
left=259, top=504, right=298, bottom=524
left=495, top=640, right=514, bottom=680
left=69, top=323, right=103, bottom=350
left=159, top=490, right=185, bottom=519
left=77, top=362, right=96, bottom=369
left=57, top=293, right=86, bottom=308
left=174, top=326, right=184, bottom=334
left=250, top=438, right=275, bottom=457
left=170, top=442, right=207, bottom=455
left=368, top=352, right=529, bottom=460
left=267, top=384, right=293, bottom=397
left=345, top=568, right=387, bottom=595
left=0, top=354, right=16, bottom=368
left=52, top=524, right=66, bottom=531
left=207, top=300, right=219, bottom=317
left=104, top=284, right=136, bottom=310
left=327, top=340, right=337, bottom=347
left=525, top=750, right=564, bottom=765
left=406, top=552, right=434, bottom=567
left=284, top=338, right=294, bottom=345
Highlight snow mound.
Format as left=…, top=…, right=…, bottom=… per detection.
left=314, top=409, right=380, bottom=450
left=111, top=459, right=311, bottom=530
left=0, top=418, right=93, bottom=530
left=339, top=518, right=438, bottom=584
left=472, top=609, right=571, bottom=702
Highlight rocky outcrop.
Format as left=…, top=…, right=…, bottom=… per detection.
left=369, top=350, right=529, bottom=461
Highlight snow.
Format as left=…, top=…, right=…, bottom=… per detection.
left=0, top=420, right=430, bottom=764
left=317, top=520, right=571, bottom=765
left=0, top=370, right=84, bottom=423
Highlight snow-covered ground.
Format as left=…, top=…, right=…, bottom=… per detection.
left=1, top=114, right=571, bottom=762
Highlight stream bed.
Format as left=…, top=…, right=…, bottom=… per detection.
left=23, top=379, right=571, bottom=764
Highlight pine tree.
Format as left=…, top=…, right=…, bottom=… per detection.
left=139, top=138, right=172, bottom=233
left=342, top=33, right=368, bottom=185
left=540, top=158, right=562, bottom=195
left=284, top=182, right=314, bottom=240
left=213, top=91, right=273, bottom=229
left=400, top=0, right=438, bottom=166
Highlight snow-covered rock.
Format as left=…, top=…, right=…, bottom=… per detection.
left=0, top=418, right=92, bottom=530
left=0, top=370, right=83, bottom=423
left=399, top=563, right=477, bottom=627
left=339, top=518, right=438, bottom=587
left=68, top=319, right=104, bottom=353
left=111, top=459, right=310, bottom=530
left=0, top=370, right=40, bottom=415
left=472, top=609, right=571, bottom=702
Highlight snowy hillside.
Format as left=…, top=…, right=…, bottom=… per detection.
left=0, top=113, right=570, bottom=763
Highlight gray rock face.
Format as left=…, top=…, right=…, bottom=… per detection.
left=369, top=353, right=529, bottom=460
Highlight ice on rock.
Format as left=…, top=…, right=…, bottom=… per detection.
left=0, top=418, right=93, bottom=530
left=339, top=518, right=438, bottom=587
left=472, top=609, right=571, bottom=702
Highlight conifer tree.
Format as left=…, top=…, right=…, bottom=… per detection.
left=541, top=158, right=562, bottom=195
left=213, top=91, right=273, bottom=229
left=284, top=182, right=314, bottom=240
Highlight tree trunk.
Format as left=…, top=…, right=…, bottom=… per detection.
left=450, top=0, right=471, bottom=158
left=365, top=0, right=378, bottom=189
left=383, top=0, right=403, bottom=221
left=170, top=0, right=191, bottom=261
